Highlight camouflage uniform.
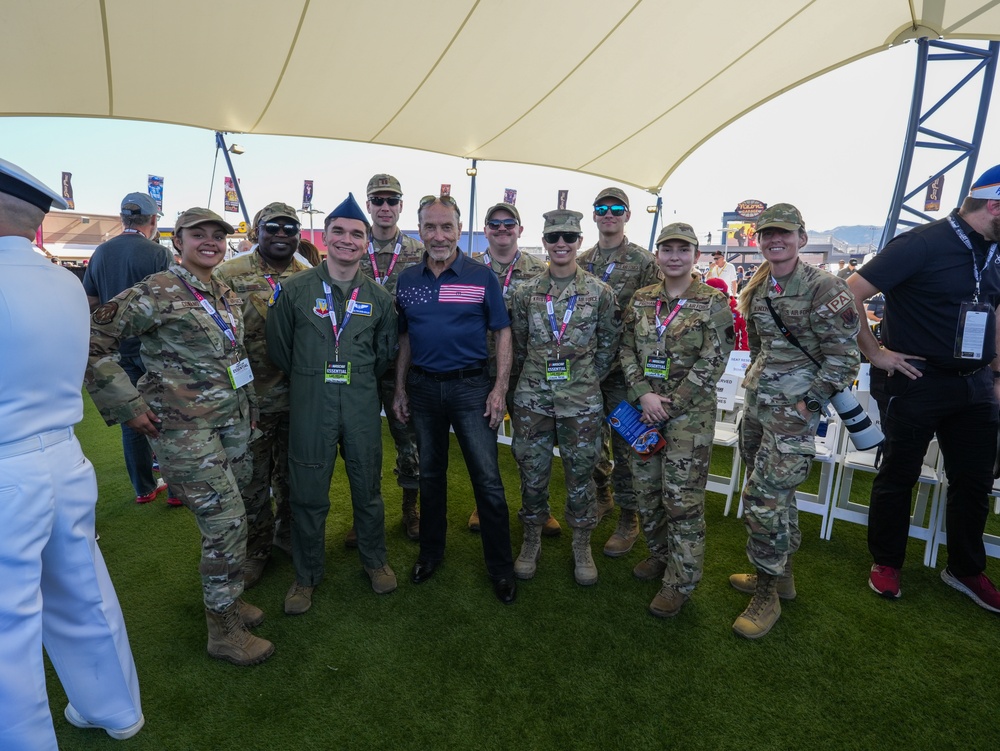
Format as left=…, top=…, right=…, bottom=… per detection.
left=510, top=267, right=620, bottom=528
left=740, top=262, right=860, bottom=575
left=473, top=249, right=549, bottom=412
left=86, top=266, right=257, bottom=613
left=620, top=280, right=734, bottom=594
left=266, top=265, right=397, bottom=583
left=360, top=231, right=423, bottom=490
left=578, top=237, right=662, bottom=509
left=214, top=250, right=308, bottom=563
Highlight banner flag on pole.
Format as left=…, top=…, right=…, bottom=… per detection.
left=504, top=188, right=517, bottom=205
left=61, top=172, right=75, bottom=210
left=557, top=190, right=568, bottom=210
left=302, top=180, right=314, bottom=211
left=224, top=177, right=239, bottom=213
left=924, top=174, right=944, bottom=212
left=148, top=175, right=163, bottom=211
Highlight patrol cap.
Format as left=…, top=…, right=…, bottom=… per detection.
left=594, top=186, right=630, bottom=208
left=848, top=258, right=858, bottom=267
left=711, top=250, right=724, bottom=257
left=0, top=157, right=68, bottom=213
left=655, top=222, right=699, bottom=248
left=258, top=201, right=299, bottom=224
left=175, top=207, right=235, bottom=234
left=755, top=203, right=805, bottom=232
left=969, top=164, right=1000, bottom=199
left=484, top=202, right=521, bottom=224
left=120, top=192, right=160, bottom=217
left=325, top=192, right=370, bottom=227
left=367, top=173, right=402, bottom=196
left=543, top=209, right=584, bottom=234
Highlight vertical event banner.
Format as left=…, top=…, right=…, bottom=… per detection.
left=148, top=175, right=163, bottom=211
left=557, top=190, right=568, bottom=210
left=302, top=180, right=313, bottom=211
left=440, top=183, right=451, bottom=196
left=925, top=174, right=944, bottom=212
left=224, top=177, right=239, bottom=213
left=61, top=172, right=75, bottom=210
left=504, top=188, right=517, bottom=205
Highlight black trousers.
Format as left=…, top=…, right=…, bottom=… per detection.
left=868, top=365, right=997, bottom=574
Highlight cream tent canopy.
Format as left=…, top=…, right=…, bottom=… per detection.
left=4, top=1, right=1000, bottom=191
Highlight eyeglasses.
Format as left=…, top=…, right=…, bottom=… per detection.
left=486, top=219, right=519, bottom=230
left=261, top=221, right=300, bottom=235
left=593, top=204, right=627, bottom=217
left=543, top=232, right=581, bottom=244
left=368, top=196, right=401, bottom=207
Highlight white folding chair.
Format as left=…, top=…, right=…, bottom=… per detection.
left=709, top=406, right=744, bottom=516
left=793, top=418, right=841, bottom=535
left=927, top=476, right=1000, bottom=567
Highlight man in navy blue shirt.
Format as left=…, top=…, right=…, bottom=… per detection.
left=393, top=195, right=517, bottom=604
left=848, top=164, right=1000, bottom=613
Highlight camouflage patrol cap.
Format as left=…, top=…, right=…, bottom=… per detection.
left=655, top=222, right=699, bottom=248
left=594, top=187, right=630, bottom=208
left=175, top=207, right=235, bottom=234
left=755, top=203, right=805, bottom=232
left=257, top=201, right=299, bottom=224
left=543, top=209, right=584, bottom=234
left=366, top=173, right=402, bottom=196
left=484, top=202, right=521, bottom=224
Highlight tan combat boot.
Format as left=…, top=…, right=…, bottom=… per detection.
left=468, top=508, right=481, bottom=532
left=236, top=598, right=265, bottom=628
left=241, top=557, right=267, bottom=590
left=206, top=603, right=275, bottom=665
left=401, top=488, right=420, bottom=541
left=572, top=528, right=599, bottom=586
left=514, top=523, right=543, bottom=579
left=732, top=571, right=781, bottom=639
left=542, top=514, right=562, bottom=537
left=603, top=508, right=639, bottom=557
left=595, top=484, right=615, bottom=522
left=729, top=557, right=797, bottom=600
left=649, top=584, right=688, bottom=618
left=633, top=556, right=667, bottom=581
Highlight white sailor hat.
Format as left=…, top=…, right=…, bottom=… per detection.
left=970, top=164, right=1000, bottom=200
left=0, top=158, right=69, bottom=213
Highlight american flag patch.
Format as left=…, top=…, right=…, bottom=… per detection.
left=438, top=284, right=485, bottom=304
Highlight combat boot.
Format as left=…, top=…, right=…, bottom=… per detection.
left=468, top=508, right=481, bottom=532
left=603, top=508, right=639, bottom=557
left=206, top=603, right=275, bottom=665
left=596, top=484, right=615, bottom=522
left=732, top=571, right=781, bottom=639
left=514, top=523, right=543, bottom=579
left=729, top=557, right=797, bottom=600
left=401, top=488, right=420, bottom=541
left=542, top=514, right=562, bottom=537
left=344, top=526, right=358, bottom=549
left=572, top=528, right=599, bottom=586
left=236, top=598, right=265, bottom=628
left=633, top=556, right=667, bottom=581
left=241, top=557, right=267, bottom=589
left=649, top=584, right=688, bottom=618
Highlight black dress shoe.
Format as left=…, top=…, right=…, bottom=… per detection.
left=492, top=577, right=517, bottom=604
left=411, top=559, right=440, bottom=584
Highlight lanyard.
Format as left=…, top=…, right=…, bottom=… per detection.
left=588, top=260, right=616, bottom=282
left=653, top=298, right=686, bottom=341
left=322, top=282, right=360, bottom=356
left=262, top=274, right=277, bottom=292
left=546, top=294, right=578, bottom=348
left=769, top=275, right=783, bottom=295
left=172, top=270, right=236, bottom=348
left=121, top=228, right=142, bottom=235
left=484, top=251, right=520, bottom=296
left=948, top=215, right=998, bottom=303
left=367, top=234, right=403, bottom=285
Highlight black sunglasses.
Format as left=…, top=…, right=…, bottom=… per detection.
left=261, top=221, right=300, bottom=235
left=544, top=232, right=581, bottom=244
left=593, top=204, right=627, bottom=217
left=486, top=218, right=519, bottom=230
left=368, top=196, right=401, bottom=207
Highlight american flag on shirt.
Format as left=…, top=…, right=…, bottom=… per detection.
left=438, top=284, right=485, bottom=304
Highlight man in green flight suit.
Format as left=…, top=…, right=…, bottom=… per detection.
left=266, top=194, right=399, bottom=616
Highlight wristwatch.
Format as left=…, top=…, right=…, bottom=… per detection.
left=804, top=396, right=822, bottom=413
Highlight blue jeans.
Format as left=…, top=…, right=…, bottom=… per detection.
left=120, top=355, right=158, bottom=497
left=408, top=370, right=513, bottom=579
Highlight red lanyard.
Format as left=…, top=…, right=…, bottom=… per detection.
left=367, top=235, right=403, bottom=285
left=653, top=298, right=685, bottom=342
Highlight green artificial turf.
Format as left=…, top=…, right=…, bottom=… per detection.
left=50, top=397, right=999, bottom=750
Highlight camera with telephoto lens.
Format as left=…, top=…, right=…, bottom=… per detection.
left=829, top=389, right=883, bottom=450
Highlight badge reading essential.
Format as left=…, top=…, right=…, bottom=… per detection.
left=545, top=358, right=571, bottom=382
left=644, top=356, right=669, bottom=379
left=325, top=361, right=351, bottom=384
left=227, top=358, right=255, bottom=389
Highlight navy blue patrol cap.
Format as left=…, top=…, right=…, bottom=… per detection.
left=325, top=193, right=370, bottom=227
left=0, top=157, right=68, bottom=213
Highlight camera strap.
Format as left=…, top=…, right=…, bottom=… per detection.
left=763, top=297, right=823, bottom=368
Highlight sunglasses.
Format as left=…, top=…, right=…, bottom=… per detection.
left=544, top=232, right=581, bottom=244
left=368, top=196, right=401, bottom=207
left=261, top=221, right=300, bottom=235
left=594, top=204, right=627, bottom=217
left=418, top=194, right=461, bottom=218
left=486, top=218, right=519, bottom=230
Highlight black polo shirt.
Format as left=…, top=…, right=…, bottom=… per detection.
left=859, top=210, right=1000, bottom=370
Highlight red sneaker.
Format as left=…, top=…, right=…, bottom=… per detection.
left=165, top=496, right=183, bottom=507
left=135, top=478, right=167, bottom=504
left=869, top=563, right=901, bottom=599
left=941, top=568, right=1000, bottom=613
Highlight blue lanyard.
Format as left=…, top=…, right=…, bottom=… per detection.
left=588, top=261, right=615, bottom=282
left=172, top=270, right=236, bottom=348
left=545, top=294, right=578, bottom=347
left=322, top=282, right=360, bottom=355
